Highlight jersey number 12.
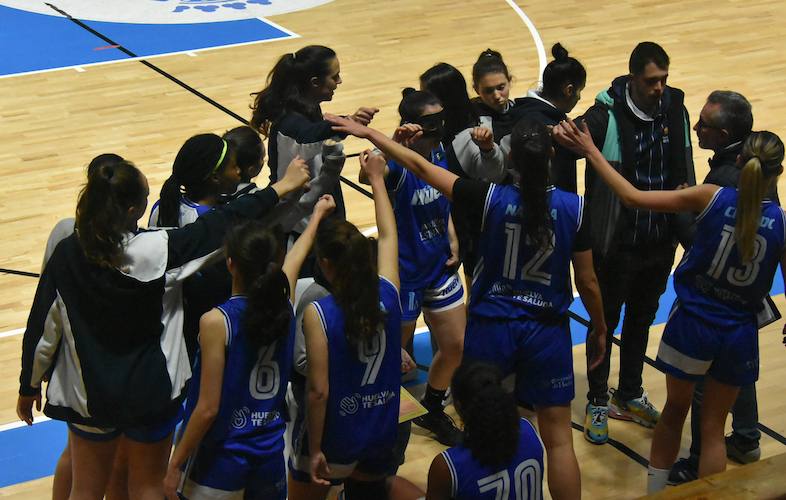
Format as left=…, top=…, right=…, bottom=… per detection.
left=503, top=222, right=554, bottom=286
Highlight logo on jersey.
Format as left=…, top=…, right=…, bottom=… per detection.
left=232, top=407, right=250, bottom=429
left=411, top=185, right=441, bottom=206
left=339, top=394, right=360, bottom=416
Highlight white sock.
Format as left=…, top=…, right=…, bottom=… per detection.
left=647, top=465, right=670, bottom=494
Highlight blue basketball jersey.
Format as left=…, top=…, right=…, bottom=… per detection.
left=148, top=196, right=212, bottom=228
left=469, top=185, right=584, bottom=319
left=312, top=277, right=402, bottom=464
left=184, top=296, right=295, bottom=454
left=674, top=188, right=786, bottom=325
left=386, top=147, right=452, bottom=287
left=442, top=418, right=545, bottom=500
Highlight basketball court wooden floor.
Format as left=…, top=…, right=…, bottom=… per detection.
left=1, top=0, right=786, bottom=497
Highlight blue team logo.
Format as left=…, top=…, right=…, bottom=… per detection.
left=231, top=407, right=250, bottom=429
left=339, top=394, right=360, bottom=416
left=157, top=0, right=271, bottom=13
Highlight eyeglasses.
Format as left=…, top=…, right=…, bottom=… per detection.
left=696, top=117, right=722, bottom=131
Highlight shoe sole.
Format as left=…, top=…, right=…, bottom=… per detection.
left=727, top=449, right=761, bottom=464
left=583, top=432, right=608, bottom=445
left=608, top=405, right=657, bottom=428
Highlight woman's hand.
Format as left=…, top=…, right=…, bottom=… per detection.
left=401, top=348, right=416, bottom=374
left=163, top=465, right=182, bottom=500
left=309, top=450, right=332, bottom=486
left=16, top=393, right=41, bottom=425
left=325, top=113, right=371, bottom=139
left=313, top=195, right=336, bottom=220
left=275, top=155, right=311, bottom=196
left=360, top=149, right=387, bottom=181
left=350, top=107, right=380, bottom=126
left=552, top=119, right=598, bottom=158
left=393, top=124, right=424, bottom=147
left=586, top=325, right=608, bottom=371
left=470, top=127, right=494, bottom=152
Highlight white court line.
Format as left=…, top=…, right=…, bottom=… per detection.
left=0, top=328, right=25, bottom=339
left=0, top=24, right=299, bottom=80
left=0, top=416, right=52, bottom=433
left=504, top=0, right=547, bottom=82
left=361, top=226, right=378, bottom=237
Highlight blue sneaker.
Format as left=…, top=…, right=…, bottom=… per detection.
left=609, top=388, right=660, bottom=428
left=584, top=403, right=609, bottom=444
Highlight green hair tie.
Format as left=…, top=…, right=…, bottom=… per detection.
left=207, top=139, right=228, bottom=178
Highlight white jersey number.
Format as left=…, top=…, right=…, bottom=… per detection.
left=707, top=224, right=767, bottom=287
left=359, top=329, right=386, bottom=386
left=249, top=342, right=280, bottom=400
left=476, top=459, right=542, bottom=500
left=503, top=222, right=554, bottom=286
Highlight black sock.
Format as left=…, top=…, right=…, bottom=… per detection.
left=422, top=384, right=447, bottom=412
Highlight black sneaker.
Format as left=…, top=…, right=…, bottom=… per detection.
left=668, top=457, right=698, bottom=485
left=726, top=433, right=761, bottom=464
left=413, top=410, right=462, bottom=446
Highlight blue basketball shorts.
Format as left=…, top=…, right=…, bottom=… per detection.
left=400, top=269, right=464, bottom=322
left=656, top=302, right=759, bottom=386
left=463, top=315, right=574, bottom=406
left=181, top=443, right=286, bottom=500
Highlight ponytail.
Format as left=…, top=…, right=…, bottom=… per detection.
left=471, top=48, right=510, bottom=85
left=75, top=161, right=146, bottom=268
left=316, top=219, right=382, bottom=349
left=510, top=118, right=553, bottom=249
left=541, top=43, right=586, bottom=101
left=224, top=222, right=290, bottom=349
left=735, top=131, right=785, bottom=262
left=452, top=363, right=519, bottom=467
left=158, top=134, right=232, bottom=227
left=250, top=45, right=337, bottom=136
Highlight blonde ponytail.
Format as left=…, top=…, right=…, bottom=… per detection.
left=735, top=131, right=785, bottom=262
left=734, top=157, right=766, bottom=262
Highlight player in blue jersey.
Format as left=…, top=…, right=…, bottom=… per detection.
left=555, top=121, right=786, bottom=493
left=162, top=196, right=336, bottom=500
left=328, top=115, right=607, bottom=500
left=288, top=148, right=402, bottom=500
left=149, top=133, right=241, bottom=228
left=358, top=88, right=466, bottom=445
left=426, top=362, right=544, bottom=500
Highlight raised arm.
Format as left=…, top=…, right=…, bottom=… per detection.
left=361, top=150, right=399, bottom=289
left=282, top=195, right=336, bottom=302
left=553, top=119, right=717, bottom=212
left=327, top=114, right=460, bottom=201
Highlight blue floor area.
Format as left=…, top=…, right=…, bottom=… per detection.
left=3, top=274, right=784, bottom=487
left=0, top=4, right=292, bottom=77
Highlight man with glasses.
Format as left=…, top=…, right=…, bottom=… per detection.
left=669, top=90, right=773, bottom=484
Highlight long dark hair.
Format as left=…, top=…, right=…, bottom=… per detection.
left=223, top=126, right=264, bottom=182
left=315, top=219, right=381, bottom=349
left=420, top=63, right=478, bottom=142
left=158, top=134, right=232, bottom=227
left=87, top=153, right=124, bottom=177
left=510, top=118, right=553, bottom=249
left=250, top=45, right=337, bottom=136
left=452, top=362, right=519, bottom=467
left=225, top=221, right=290, bottom=349
left=541, top=43, right=586, bottom=101
left=471, top=48, right=510, bottom=86
left=76, top=160, right=146, bottom=268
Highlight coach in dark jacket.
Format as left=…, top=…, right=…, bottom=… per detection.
left=576, top=42, right=696, bottom=444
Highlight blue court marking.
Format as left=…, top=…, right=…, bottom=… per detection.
left=2, top=275, right=784, bottom=487
left=0, top=420, right=67, bottom=488
left=0, top=4, right=292, bottom=78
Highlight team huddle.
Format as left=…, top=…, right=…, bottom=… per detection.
left=16, top=39, right=786, bottom=500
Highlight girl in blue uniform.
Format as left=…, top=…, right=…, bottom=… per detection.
left=427, top=362, right=545, bottom=500
left=288, top=149, right=402, bottom=500
left=555, top=121, right=786, bottom=493
left=327, top=115, right=607, bottom=500
left=360, top=88, right=465, bottom=445
left=163, top=196, right=336, bottom=500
